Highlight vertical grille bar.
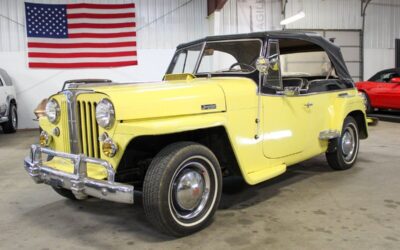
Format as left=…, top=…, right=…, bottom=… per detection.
left=79, top=101, right=88, bottom=156
left=76, top=99, right=100, bottom=158
left=86, top=102, right=93, bottom=157
left=61, top=100, right=69, bottom=153
left=91, top=102, right=100, bottom=158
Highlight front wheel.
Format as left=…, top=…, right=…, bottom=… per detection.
left=143, top=142, right=222, bottom=237
left=326, top=116, right=360, bottom=170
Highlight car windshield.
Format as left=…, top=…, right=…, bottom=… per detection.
left=368, top=71, right=400, bottom=82
left=168, top=40, right=262, bottom=75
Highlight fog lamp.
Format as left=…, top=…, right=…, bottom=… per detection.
left=102, top=138, right=118, bottom=157
left=39, top=131, right=52, bottom=147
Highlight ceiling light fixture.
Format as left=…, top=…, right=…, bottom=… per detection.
left=280, top=11, right=305, bottom=26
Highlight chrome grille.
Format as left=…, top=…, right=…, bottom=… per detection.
left=77, top=101, right=100, bottom=158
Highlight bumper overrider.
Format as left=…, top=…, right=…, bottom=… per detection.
left=23, top=145, right=134, bottom=204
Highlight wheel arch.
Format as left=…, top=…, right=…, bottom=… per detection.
left=114, top=125, right=241, bottom=188
left=6, top=95, right=17, bottom=110
left=347, top=110, right=368, bottom=139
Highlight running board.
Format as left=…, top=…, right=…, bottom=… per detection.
left=246, top=164, right=286, bottom=185
left=319, top=130, right=340, bottom=140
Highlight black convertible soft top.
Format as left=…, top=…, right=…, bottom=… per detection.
left=176, top=31, right=352, bottom=81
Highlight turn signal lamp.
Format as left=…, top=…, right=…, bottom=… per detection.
left=102, top=137, right=118, bottom=158
left=39, top=131, right=52, bottom=147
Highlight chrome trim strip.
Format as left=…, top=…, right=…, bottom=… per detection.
left=23, top=144, right=134, bottom=204
left=62, top=90, right=93, bottom=154
left=258, top=88, right=356, bottom=97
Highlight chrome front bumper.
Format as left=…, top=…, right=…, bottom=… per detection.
left=24, top=145, right=134, bottom=204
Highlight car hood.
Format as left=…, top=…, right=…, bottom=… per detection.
left=80, top=78, right=227, bottom=121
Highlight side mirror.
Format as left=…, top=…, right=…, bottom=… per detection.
left=255, top=56, right=270, bottom=75
left=390, top=77, right=400, bottom=83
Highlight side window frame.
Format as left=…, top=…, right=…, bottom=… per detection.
left=0, top=76, right=4, bottom=87
left=261, top=39, right=283, bottom=94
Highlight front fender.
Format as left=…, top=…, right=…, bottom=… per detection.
left=105, top=112, right=228, bottom=170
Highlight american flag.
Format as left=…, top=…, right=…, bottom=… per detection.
left=25, top=2, right=137, bottom=68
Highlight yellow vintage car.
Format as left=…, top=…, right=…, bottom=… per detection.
left=24, top=31, right=368, bottom=236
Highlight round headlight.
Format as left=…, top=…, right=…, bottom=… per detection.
left=96, top=99, right=115, bottom=129
left=45, top=98, right=60, bottom=124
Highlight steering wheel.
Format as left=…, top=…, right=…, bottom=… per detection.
left=229, top=62, right=255, bottom=72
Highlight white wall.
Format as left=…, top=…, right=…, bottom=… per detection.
left=363, top=0, right=400, bottom=79
left=0, top=0, right=208, bottom=129
left=284, top=0, right=362, bottom=30
left=2, top=49, right=174, bottom=129
left=216, top=0, right=282, bottom=34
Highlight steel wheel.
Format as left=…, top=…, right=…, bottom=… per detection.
left=341, top=125, right=357, bottom=164
left=326, top=116, right=360, bottom=170
left=143, top=142, right=222, bottom=236
left=169, top=156, right=212, bottom=223
left=11, top=106, right=17, bottom=130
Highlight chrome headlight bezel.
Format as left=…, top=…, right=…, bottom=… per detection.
left=96, top=98, right=115, bottom=129
left=45, top=98, right=60, bottom=124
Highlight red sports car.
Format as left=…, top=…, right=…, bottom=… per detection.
left=356, top=68, right=400, bottom=112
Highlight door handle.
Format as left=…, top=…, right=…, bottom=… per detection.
left=304, top=102, right=313, bottom=108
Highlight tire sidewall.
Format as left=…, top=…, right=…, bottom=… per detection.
left=160, top=145, right=222, bottom=234
left=337, top=117, right=360, bottom=168
left=1, top=104, right=17, bottom=133
left=10, top=105, right=17, bottom=130
left=144, top=143, right=222, bottom=236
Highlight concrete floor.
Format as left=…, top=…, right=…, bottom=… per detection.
left=1, top=121, right=400, bottom=250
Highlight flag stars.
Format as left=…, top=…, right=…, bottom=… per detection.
left=26, top=3, right=67, bottom=38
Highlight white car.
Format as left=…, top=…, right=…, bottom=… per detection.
left=0, top=68, right=17, bottom=133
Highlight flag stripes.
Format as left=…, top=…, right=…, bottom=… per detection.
left=25, top=2, right=137, bottom=68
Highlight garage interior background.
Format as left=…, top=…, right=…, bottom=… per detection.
left=0, top=0, right=399, bottom=129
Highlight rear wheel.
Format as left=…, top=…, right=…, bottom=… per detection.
left=1, top=104, right=17, bottom=133
left=326, top=116, right=360, bottom=170
left=143, top=142, right=222, bottom=237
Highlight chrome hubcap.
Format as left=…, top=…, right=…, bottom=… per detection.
left=175, top=170, right=205, bottom=210
left=341, top=128, right=356, bottom=162
left=170, top=159, right=211, bottom=220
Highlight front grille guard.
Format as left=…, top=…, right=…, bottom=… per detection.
left=30, top=144, right=115, bottom=182
left=26, top=144, right=134, bottom=204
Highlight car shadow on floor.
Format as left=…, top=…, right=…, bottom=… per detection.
left=21, top=155, right=344, bottom=243
left=219, top=156, right=334, bottom=210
